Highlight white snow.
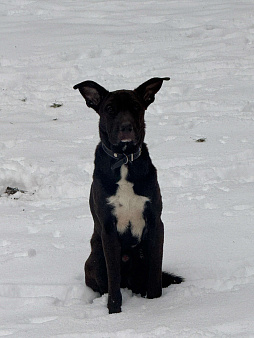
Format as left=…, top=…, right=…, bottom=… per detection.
left=1, top=0, right=254, bottom=336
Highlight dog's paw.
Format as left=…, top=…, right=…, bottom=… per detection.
left=107, top=292, right=122, bottom=314
left=147, top=287, right=162, bottom=299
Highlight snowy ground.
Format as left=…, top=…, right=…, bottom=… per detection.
left=1, top=0, right=254, bottom=336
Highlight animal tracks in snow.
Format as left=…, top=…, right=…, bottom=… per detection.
left=26, top=226, right=40, bottom=234
left=0, top=240, right=11, bottom=247
left=232, top=204, right=252, bottom=211
left=224, top=204, right=254, bottom=217
left=0, top=329, right=17, bottom=337
left=185, top=269, right=254, bottom=295
left=52, top=243, right=65, bottom=250
left=29, top=316, right=58, bottom=324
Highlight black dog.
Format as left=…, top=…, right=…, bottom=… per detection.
left=74, top=77, right=183, bottom=314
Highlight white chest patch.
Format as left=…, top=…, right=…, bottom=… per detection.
left=107, top=165, right=150, bottom=240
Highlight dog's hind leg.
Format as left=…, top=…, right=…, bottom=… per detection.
left=85, top=232, right=108, bottom=295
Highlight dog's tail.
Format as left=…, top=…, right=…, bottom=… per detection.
left=162, top=272, right=184, bottom=288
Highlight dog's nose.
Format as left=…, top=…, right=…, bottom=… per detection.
left=120, top=122, right=133, bottom=133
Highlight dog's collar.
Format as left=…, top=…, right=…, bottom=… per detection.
left=102, top=143, right=142, bottom=170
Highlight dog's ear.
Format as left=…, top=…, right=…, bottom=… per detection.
left=73, top=81, right=109, bottom=113
left=134, top=77, right=170, bottom=108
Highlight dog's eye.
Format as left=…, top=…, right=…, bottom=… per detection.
left=106, top=105, right=115, bottom=115
left=133, top=104, right=141, bottom=112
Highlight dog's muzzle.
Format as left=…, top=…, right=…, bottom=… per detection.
left=118, top=122, right=135, bottom=143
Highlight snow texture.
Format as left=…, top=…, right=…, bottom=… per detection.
left=1, top=0, right=254, bottom=337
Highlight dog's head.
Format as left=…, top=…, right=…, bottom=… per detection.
left=74, top=77, right=169, bottom=152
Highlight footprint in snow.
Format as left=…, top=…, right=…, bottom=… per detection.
left=53, top=230, right=61, bottom=238
left=0, top=329, right=17, bottom=336
left=29, top=316, right=58, bottom=324
left=52, top=243, right=65, bottom=249
left=233, top=205, right=252, bottom=211
left=187, top=195, right=206, bottom=201
left=219, top=136, right=229, bottom=144
left=223, top=211, right=234, bottom=217
left=219, top=186, right=230, bottom=192
left=204, top=203, right=219, bottom=210
left=1, top=240, right=11, bottom=247
left=27, top=226, right=40, bottom=234
left=52, top=231, right=64, bottom=249
left=14, top=249, right=37, bottom=258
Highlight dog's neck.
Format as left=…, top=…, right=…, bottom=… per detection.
left=101, top=142, right=142, bottom=170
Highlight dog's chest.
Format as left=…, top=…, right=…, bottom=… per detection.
left=107, top=165, right=150, bottom=240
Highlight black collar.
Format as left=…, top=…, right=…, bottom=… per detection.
left=102, top=143, right=142, bottom=170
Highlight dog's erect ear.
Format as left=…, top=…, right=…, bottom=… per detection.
left=134, top=77, right=170, bottom=108
left=73, top=81, right=109, bottom=113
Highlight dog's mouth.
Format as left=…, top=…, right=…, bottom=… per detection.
left=118, top=134, right=139, bottom=147
left=119, top=136, right=135, bottom=144
left=120, top=138, right=133, bottom=143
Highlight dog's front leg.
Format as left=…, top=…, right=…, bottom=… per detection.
left=146, top=218, right=164, bottom=299
left=101, top=229, right=122, bottom=314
